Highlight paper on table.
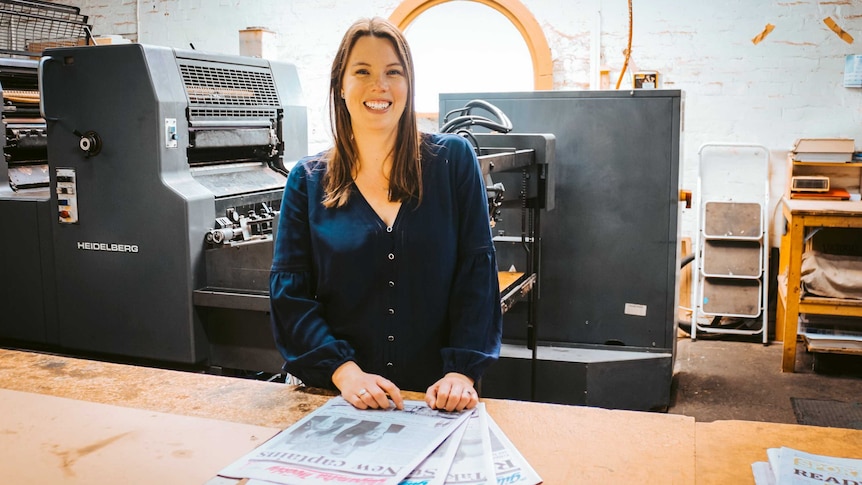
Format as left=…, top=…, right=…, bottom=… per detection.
left=444, top=403, right=496, bottom=485
left=219, top=397, right=472, bottom=485
left=399, top=417, right=470, bottom=485
left=754, top=446, right=862, bottom=485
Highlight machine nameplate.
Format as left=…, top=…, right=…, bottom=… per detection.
left=624, top=303, right=648, bottom=317
left=76, top=242, right=139, bottom=253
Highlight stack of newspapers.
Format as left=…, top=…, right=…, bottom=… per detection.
left=216, top=397, right=542, bottom=485
left=752, top=446, right=862, bottom=485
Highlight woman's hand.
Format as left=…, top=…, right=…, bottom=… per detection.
left=332, top=361, right=404, bottom=410
left=425, top=372, right=478, bottom=412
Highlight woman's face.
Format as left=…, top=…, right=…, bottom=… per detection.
left=341, top=35, right=408, bottom=137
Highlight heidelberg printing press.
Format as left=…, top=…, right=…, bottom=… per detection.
left=0, top=43, right=306, bottom=372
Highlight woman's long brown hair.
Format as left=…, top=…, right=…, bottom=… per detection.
left=322, top=17, right=423, bottom=209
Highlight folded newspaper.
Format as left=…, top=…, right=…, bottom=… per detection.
left=751, top=446, right=862, bottom=485
left=216, top=397, right=541, bottom=485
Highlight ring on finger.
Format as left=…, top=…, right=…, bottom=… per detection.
left=358, top=388, right=368, bottom=397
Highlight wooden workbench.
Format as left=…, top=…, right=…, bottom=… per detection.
left=1, top=348, right=861, bottom=484
left=776, top=198, right=862, bottom=372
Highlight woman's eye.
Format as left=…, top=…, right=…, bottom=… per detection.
left=355, top=69, right=369, bottom=75
left=388, top=69, right=403, bottom=76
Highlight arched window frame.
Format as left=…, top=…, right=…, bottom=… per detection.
left=389, top=0, right=553, bottom=90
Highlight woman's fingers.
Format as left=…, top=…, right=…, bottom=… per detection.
left=425, top=375, right=478, bottom=412
left=344, top=376, right=402, bottom=410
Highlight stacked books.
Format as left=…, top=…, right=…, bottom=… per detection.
left=215, top=397, right=542, bottom=485
left=788, top=138, right=857, bottom=200
left=791, top=138, right=855, bottom=163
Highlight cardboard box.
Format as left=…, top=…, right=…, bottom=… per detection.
left=27, top=35, right=127, bottom=57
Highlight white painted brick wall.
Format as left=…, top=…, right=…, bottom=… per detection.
left=52, top=0, right=862, bottom=245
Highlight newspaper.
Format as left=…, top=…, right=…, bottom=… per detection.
left=218, top=397, right=472, bottom=485
left=399, top=417, right=470, bottom=485
left=487, top=415, right=542, bottom=485
left=444, top=403, right=496, bottom=485
left=752, top=446, right=862, bottom=485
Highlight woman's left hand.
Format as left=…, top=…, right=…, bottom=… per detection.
left=425, top=372, right=478, bottom=412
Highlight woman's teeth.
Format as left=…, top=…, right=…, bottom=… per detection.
left=365, top=101, right=391, bottom=110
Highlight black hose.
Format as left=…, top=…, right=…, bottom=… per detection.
left=440, top=99, right=513, bottom=134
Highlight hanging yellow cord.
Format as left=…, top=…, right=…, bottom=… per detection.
left=615, top=0, right=633, bottom=90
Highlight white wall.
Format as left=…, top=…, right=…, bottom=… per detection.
left=58, top=0, right=862, bottom=244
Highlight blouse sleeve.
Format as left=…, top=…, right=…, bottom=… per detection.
left=440, top=136, right=504, bottom=383
left=269, top=161, right=355, bottom=388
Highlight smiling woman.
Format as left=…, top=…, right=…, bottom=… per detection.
left=269, top=17, right=503, bottom=415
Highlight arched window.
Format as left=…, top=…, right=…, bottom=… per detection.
left=390, top=0, right=551, bottom=117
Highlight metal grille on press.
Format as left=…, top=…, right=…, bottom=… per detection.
left=0, top=0, right=92, bottom=57
left=179, top=63, right=279, bottom=112
left=189, top=108, right=278, bottom=119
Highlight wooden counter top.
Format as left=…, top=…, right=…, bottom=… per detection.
left=2, top=347, right=861, bottom=484
left=0, top=347, right=337, bottom=429
left=0, top=348, right=695, bottom=483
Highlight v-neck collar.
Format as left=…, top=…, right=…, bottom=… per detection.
left=352, top=183, right=404, bottom=230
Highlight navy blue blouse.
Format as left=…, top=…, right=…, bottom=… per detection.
left=269, top=133, right=502, bottom=392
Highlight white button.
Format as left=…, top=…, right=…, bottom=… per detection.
left=388, top=281, right=395, bottom=287
left=388, top=253, right=395, bottom=260
left=386, top=226, right=393, bottom=233
left=388, top=308, right=395, bottom=315
left=388, top=335, right=395, bottom=342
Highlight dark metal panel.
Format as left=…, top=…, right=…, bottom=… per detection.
left=0, top=197, right=55, bottom=343
left=198, top=307, right=283, bottom=374
left=480, top=344, right=673, bottom=411
left=584, top=356, right=674, bottom=412
left=441, top=91, right=681, bottom=352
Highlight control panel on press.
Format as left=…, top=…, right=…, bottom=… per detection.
left=56, top=168, right=79, bottom=224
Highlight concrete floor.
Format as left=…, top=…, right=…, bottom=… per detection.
left=668, top=336, right=862, bottom=423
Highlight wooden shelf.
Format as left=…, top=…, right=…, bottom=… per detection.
left=776, top=198, right=862, bottom=371
left=791, top=161, right=862, bottom=167
left=786, top=154, right=862, bottom=199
